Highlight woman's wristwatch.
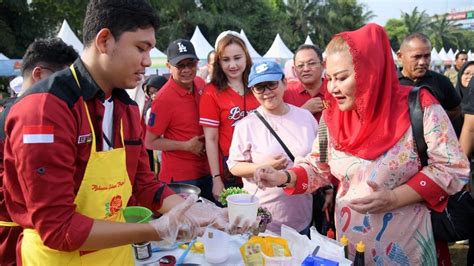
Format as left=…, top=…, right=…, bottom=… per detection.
left=277, top=170, right=291, bottom=188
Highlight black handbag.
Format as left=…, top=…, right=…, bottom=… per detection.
left=409, top=86, right=474, bottom=242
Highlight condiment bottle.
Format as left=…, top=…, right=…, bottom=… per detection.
left=340, top=235, right=349, bottom=259
left=326, top=228, right=335, bottom=239
left=354, top=241, right=365, bottom=266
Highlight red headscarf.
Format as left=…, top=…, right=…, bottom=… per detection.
left=323, top=23, right=437, bottom=160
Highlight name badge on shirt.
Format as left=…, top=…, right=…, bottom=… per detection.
left=77, top=133, right=92, bottom=144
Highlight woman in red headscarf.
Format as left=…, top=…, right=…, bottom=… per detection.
left=254, top=24, right=470, bottom=264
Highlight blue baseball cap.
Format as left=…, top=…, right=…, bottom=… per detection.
left=248, top=61, right=284, bottom=87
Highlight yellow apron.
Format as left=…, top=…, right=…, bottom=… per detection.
left=18, top=65, right=135, bottom=265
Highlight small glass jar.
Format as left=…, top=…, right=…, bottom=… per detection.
left=133, top=241, right=152, bottom=260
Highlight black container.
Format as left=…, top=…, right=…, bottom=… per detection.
left=133, top=242, right=152, bottom=260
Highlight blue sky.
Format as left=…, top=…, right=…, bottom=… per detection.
left=359, top=0, right=474, bottom=26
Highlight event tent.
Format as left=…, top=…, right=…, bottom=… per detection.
left=431, top=48, right=443, bottom=65
left=263, top=34, right=294, bottom=60
left=150, top=47, right=166, bottom=58
left=304, top=36, right=314, bottom=45
left=438, top=48, right=451, bottom=64
left=239, top=30, right=261, bottom=58
left=190, top=26, right=214, bottom=60
left=57, top=20, right=83, bottom=54
left=148, top=47, right=167, bottom=74
left=0, top=53, right=9, bottom=60
left=447, top=49, right=455, bottom=61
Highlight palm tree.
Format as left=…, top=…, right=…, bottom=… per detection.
left=428, top=14, right=461, bottom=50
left=285, top=0, right=319, bottom=47
left=313, top=0, right=375, bottom=48
left=401, top=7, right=430, bottom=33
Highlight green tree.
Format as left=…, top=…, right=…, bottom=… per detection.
left=384, top=18, right=408, bottom=51
left=0, top=0, right=35, bottom=57
left=284, top=0, right=318, bottom=49
left=401, top=7, right=430, bottom=33
left=428, top=14, right=461, bottom=50
left=152, top=0, right=212, bottom=50
left=384, top=7, right=474, bottom=51
left=312, top=0, right=374, bottom=48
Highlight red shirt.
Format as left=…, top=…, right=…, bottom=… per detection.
left=2, top=60, right=174, bottom=255
left=283, top=79, right=327, bottom=121
left=199, top=84, right=260, bottom=156
left=147, top=77, right=210, bottom=183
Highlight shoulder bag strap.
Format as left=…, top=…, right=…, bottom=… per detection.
left=408, top=86, right=429, bottom=167
left=255, top=110, right=295, bottom=162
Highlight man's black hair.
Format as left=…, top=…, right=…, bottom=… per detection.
left=83, top=0, right=159, bottom=46
left=21, top=38, right=79, bottom=76
left=456, top=50, right=468, bottom=60
left=293, top=44, right=323, bottom=62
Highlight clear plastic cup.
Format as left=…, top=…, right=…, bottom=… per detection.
left=227, top=194, right=259, bottom=225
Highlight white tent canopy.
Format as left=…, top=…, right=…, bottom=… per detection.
left=263, top=34, right=294, bottom=59
left=447, top=49, right=455, bottom=61
left=304, top=35, right=314, bottom=45
left=438, top=48, right=450, bottom=62
left=190, top=26, right=214, bottom=60
left=57, top=20, right=83, bottom=54
left=0, top=53, right=9, bottom=60
left=431, top=48, right=442, bottom=64
left=150, top=47, right=166, bottom=58
left=239, top=30, right=261, bottom=58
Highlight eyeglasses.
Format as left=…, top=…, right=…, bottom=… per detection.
left=175, top=61, right=197, bottom=70
left=251, top=81, right=279, bottom=94
left=295, top=61, right=321, bottom=70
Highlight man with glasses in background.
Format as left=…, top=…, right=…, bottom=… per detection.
left=282, top=44, right=335, bottom=237
left=145, top=39, right=212, bottom=201
left=283, top=44, right=327, bottom=121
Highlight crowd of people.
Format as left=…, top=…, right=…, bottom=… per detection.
left=0, top=0, right=473, bottom=265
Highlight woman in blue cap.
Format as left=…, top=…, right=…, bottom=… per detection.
left=227, top=60, right=318, bottom=235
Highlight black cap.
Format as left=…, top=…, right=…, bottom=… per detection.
left=166, top=39, right=198, bottom=66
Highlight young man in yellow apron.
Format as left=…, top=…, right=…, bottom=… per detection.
left=0, top=0, right=232, bottom=264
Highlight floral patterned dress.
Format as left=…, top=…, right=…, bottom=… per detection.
left=292, top=104, right=470, bottom=265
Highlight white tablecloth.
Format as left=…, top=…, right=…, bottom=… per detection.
left=135, top=235, right=247, bottom=265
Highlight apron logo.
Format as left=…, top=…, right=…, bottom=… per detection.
left=92, top=181, right=125, bottom=191
left=105, top=195, right=123, bottom=218
left=77, top=133, right=92, bottom=144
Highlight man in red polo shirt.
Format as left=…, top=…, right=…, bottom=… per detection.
left=145, top=39, right=212, bottom=201
left=283, top=44, right=327, bottom=122
left=283, top=44, right=335, bottom=236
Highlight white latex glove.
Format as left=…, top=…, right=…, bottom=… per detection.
left=149, top=194, right=203, bottom=246
left=185, top=202, right=259, bottom=235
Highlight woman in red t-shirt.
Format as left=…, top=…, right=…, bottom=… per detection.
left=199, top=31, right=260, bottom=201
